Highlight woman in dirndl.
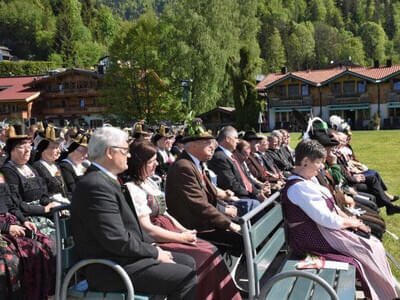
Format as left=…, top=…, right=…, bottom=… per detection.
left=125, top=141, right=242, bottom=300
left=0, top=172, right=55, bottom=300
left=282, top=139, right=399, bottom=300
left=1, top=124, right=61, bottom=236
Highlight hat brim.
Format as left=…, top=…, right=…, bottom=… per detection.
left=7, top=135, right=30, bottom=140
left=182, top=135, right=215, bottom=143
left=244, top=136, right=263, bottom=141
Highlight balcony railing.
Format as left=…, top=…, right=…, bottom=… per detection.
left=327, top=95, right=370, bottom=105
left=269, top=95, right=312, bottom=107
left=43, top=105, right=105, bottom=115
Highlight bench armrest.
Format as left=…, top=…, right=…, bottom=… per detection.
left=50, top=204, right=71, bottom=215
left=60, top=258, right=134, bottom=300
left=264, top=270, right=339, bottom=300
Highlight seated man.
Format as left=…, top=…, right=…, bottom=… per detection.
left=208, top=126, right=264, bottom=213
left=71, top=126, right=197, bottom=299
left=266, top=135, right=293, bottom=173
left=166, top=121, right=243, bottom=255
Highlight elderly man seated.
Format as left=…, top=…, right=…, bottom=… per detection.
left=166, top=120, right=243, bottom=255
left=71, top=126, right=197, bottom=300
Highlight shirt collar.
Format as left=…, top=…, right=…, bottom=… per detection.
left=218, top=145, right=233, bottom=159
left=186, top=152, right=202, bottom=173
left=92, top=162, right=118, bottom=181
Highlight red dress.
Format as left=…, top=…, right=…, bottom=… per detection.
left=127, top=180, right=242, bottom=300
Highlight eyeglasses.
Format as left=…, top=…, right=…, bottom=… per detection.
left=15, top=145, right=31, bottom=151
left=111, top=146, right=130, bottom=155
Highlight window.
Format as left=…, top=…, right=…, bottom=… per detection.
left=301, top=85, right=309, bottom=96
left=288, top=84, right=299, bottom=97
left=393, top=79, right=400, bottom=91
left=333, top=82, right=341, bottom=95
left=343, top=81, right=355, bottom=95
left=357, top=81, right=366, bottom=93
left=278, top=85, right=287, bottom=97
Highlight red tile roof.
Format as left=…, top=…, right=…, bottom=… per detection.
left=0, top=76, right=42, bottom=102
left=256, top=64, right=400, bottom=89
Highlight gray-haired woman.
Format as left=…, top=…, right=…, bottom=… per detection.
left=282, top=139, right=399, bottom=300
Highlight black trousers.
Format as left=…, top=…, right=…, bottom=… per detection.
left=354, top=175, right=393, bottom=208
left=88, top=252, right=197, bottom=300
left=198, top=229, right=243, bottom=257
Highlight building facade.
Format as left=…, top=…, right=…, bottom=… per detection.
left=256, top=63, right=400, bottom=130
left=26, top=68, right=105, bottom=128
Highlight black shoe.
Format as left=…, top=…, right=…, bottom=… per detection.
left=387, top=205, right=400, bottom=215
left=392, top=195, right=399, bottom=202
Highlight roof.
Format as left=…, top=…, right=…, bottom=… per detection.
left=198, top=106, right=236, bottom=118
left=256, top=64, right=400, bottom=90
left=0, top=76, right=42, bottom=102
left=25, top=68, right=103, bottom=87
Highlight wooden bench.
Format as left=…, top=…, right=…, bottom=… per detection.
left=238, top=192, right=356, bottom=300
left=52, top=205, right=155, bottom=300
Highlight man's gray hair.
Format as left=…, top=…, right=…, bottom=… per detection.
left=217, top=125, right=237, bottom=142
left=271, top=130, right=283, bottom=138
left=88, top=126, right=128, bottom=161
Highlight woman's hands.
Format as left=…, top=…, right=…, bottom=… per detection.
left=9, top=225, right=25, bottom=237
left=180, top=230, right=197, bottom=244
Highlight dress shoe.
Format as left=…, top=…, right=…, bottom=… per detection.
left=392, top=195, right=399, bottom=202
left=387, top=205, right=400, bottom=215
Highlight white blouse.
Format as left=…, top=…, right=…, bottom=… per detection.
left=126, top=177, right=164, bottom=217
left=287, top=175, right=344, bottom=230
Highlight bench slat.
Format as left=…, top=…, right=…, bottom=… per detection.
left=266, top=260, right=298, bottom=299
left=336, top=266, right=356, bottom=300
left=250, top=204, right=283, bottom=249
left=254, top=227, right=285, bottom=282
left=288, top=269, right=317, bottom=300
left=310, top=269, right=337, bottom=300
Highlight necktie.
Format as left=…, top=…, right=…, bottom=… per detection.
left=231, top=154, right=253, bottom=193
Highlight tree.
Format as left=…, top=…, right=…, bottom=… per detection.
left=308, top=0, right=327, bottom=22
left=261, top=27, right=286, bottom=72
left=360, top=21, right=387, bottom=63
left=285, top=22, right=316, bottom=70
left=338, top=31, right=366, bottom=65
left=101, top=11, right=184, bottom=124
left=314, top=23, right=340, bottom=67
left=0, top=0, right=56, bottom=60
left=227, top=47, right=262, bottom=130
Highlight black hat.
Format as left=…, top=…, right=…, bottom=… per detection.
left=153, top=125, right=174, bottom=143
left=243, top=131, right=263, bottom=141
left=42, top=125, right=64, bottom=142
left=133, top=122, right=151, bottom=138
left=182, top=118, right=214, bottom=143
left=311, top=131, right=339, bottom=147
left=6, top=124, right=29, bottom=140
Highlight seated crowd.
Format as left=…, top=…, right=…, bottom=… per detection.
left=0, top=117, right=398, bottom=300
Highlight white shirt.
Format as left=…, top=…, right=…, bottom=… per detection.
left=62, top=159, right=85, bottom=176
left=218, top=145, right=233, bottom=160
left=287, top=175, right=344, bottom=230
left=91, top=162, right=118, bottom=181
left=126, top=178, right=164, bottom=217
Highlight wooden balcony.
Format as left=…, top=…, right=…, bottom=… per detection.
left=327, top=94, right=370, bottom=105
left=44, top=88, right=98, bottom=98
left=269, top=95, right=312, bottom=107
left=42, top=105, right=105, bottom=115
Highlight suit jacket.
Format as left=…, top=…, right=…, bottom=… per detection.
left=208, top=147, right=257, bottom=198
left=71, top=165, right=159, bottom=279
left=265, top=149, right=292, bottom=172
left=165, top=151, right=231, bottom=231
left=246, top=154, right=269, bottom=182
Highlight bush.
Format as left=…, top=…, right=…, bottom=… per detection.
left=0, top=61, right=61, bottom=76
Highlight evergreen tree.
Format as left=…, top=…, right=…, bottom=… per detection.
left=360, top=21, right=387, bottom=63
left=261, top=27, right=286, bottom=72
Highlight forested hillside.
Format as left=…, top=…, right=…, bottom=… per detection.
left=1, top=0, right=400, bottom=114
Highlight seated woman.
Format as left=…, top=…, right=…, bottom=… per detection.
left=58, top=133, right=88, bottom=195
left=0, top=177, right=55, bottom=300
left=125, top=141, right=242, bottom=300
left=32, top=125, right=71, bottom=202
left=282, top=139, right=398, bottom=300
left=1, top=125, right=60, bottom=236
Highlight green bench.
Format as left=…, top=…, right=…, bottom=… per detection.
left=52, top=205, right=154, bottom=300
left=238, top=192, right=356, bottom=300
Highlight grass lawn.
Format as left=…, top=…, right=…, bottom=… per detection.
left=289, top=129, right=400, bottom=279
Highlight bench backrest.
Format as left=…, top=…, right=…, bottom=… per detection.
left=239, top=192, right=285, bottom=300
